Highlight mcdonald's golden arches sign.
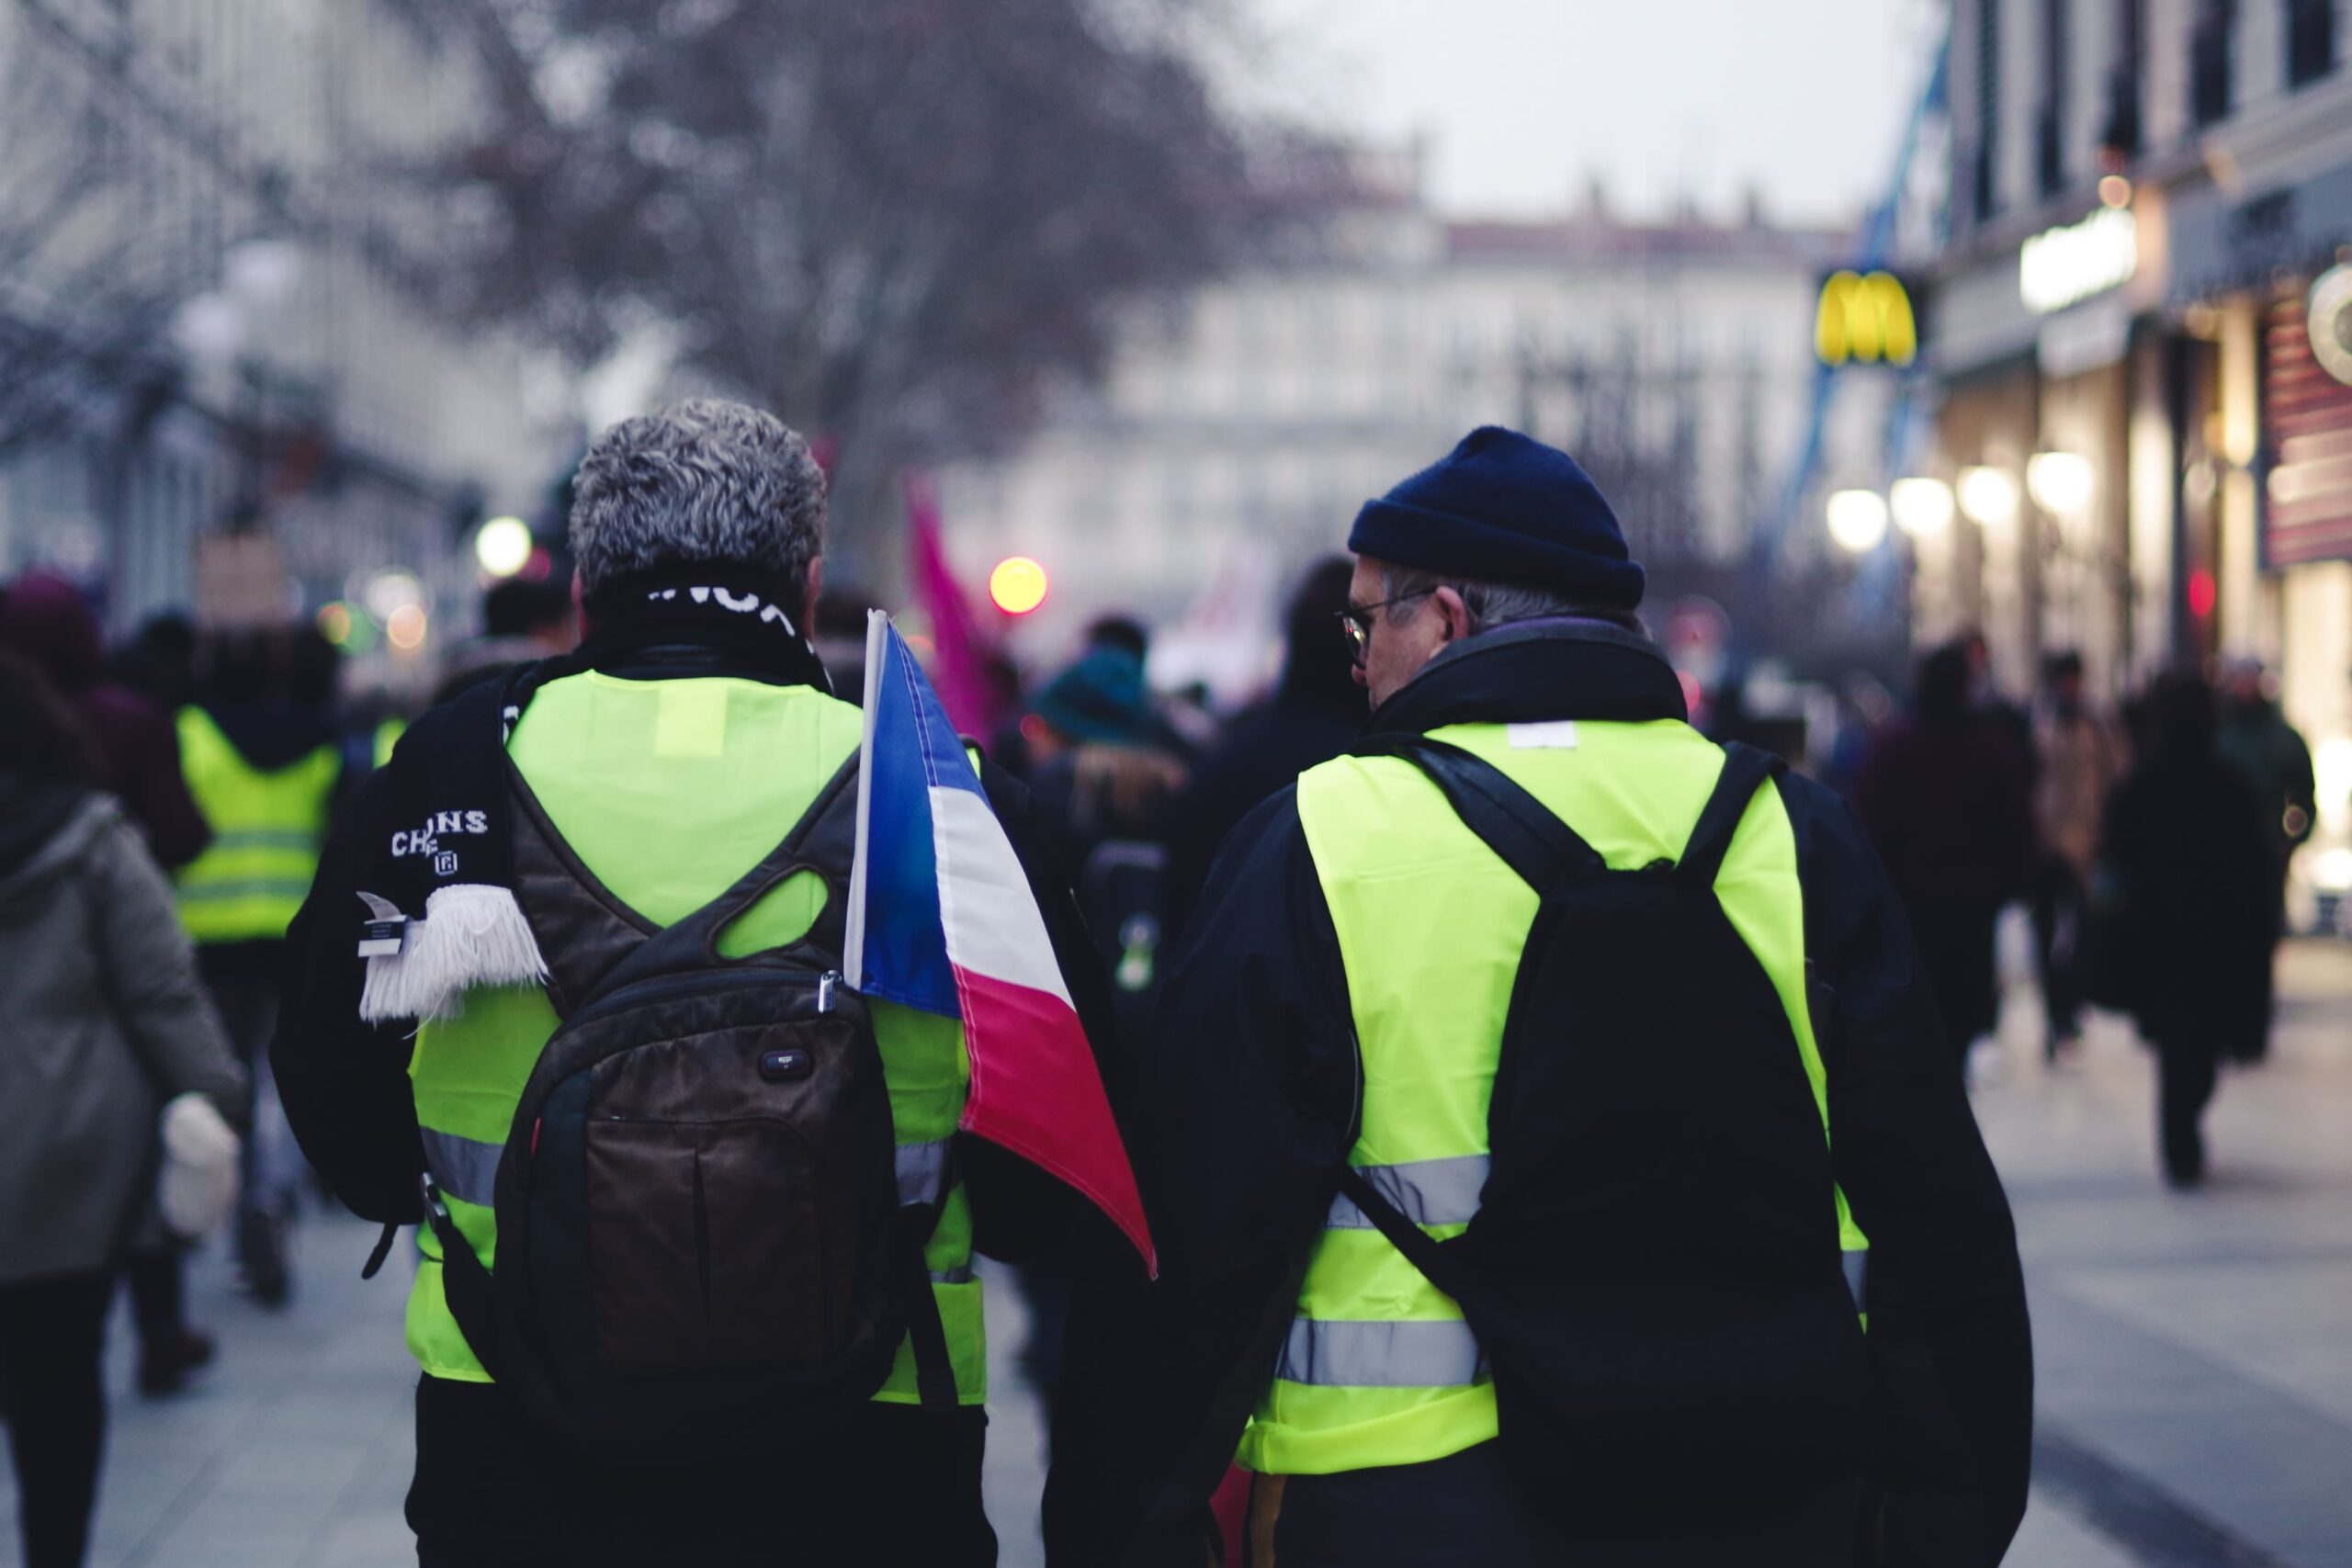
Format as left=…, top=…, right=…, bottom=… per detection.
left=1815, top=270, right=1917, bottom=367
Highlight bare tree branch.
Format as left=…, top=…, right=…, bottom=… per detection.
left=416, top=0, right=1248, bottom=575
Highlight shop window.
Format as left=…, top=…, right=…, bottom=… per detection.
left=2101, top=0, right=2145, bottom=161
left=2099, top=66, right=2143, bottom=161
left=1973, top=0, right=2002, bottom=222
left=1967, top=147, right=2000, bottom=226
left=2037, top=0, right=2070, bottom=197
left=2287, top=0, right=2336, bottom=87
left=2189, top=3, right=2234, bottom=127
left=2035, top=101, right=2067, bottom=198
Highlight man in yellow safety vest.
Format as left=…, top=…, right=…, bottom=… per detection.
left=1048, top=428, right=2031, bottom=1567
left=274, top=400, right=1118, bottom=1565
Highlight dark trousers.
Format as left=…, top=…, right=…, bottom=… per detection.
left=2158, top=1044, right=2221, bottom=1183
left=407, top=1374, right=998, bottom=1566
left=1251, top=1443, right=1858, bottom=1568
left=124, top=1247, right=187, bottom=1349
left=196, top=955, right=287, bottom=1224
left=0, top=1270, right=116, bottom=1568
left=2030, top=856, right=2087, bottom=1046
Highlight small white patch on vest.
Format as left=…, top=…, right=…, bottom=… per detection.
left=1506, top=720, right=1578, bottom=750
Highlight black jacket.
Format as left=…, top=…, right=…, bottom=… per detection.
left=1045, top=622, right=2032, bottom=1566
left=2098, top=744, right=2274, bottom=1056
left=271, top=640, right=1115, bottom=1270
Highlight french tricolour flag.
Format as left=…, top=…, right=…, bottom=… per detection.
left=842, top=612, right=1155, bottom=1273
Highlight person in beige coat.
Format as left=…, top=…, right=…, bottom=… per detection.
left=2032, top=651, right=2127, bottom=1059
left=0, top=651, right=245, bottom=1568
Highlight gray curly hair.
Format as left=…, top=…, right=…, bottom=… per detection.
left=569, top=400, right=826, bottom=604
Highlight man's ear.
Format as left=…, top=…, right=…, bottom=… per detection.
left=1430, top=583, right=1474, bottom=644
left=804, top=558, right=824, bottom=634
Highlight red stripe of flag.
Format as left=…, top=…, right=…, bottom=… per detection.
left=953, top=965, right=1157, bottom=1276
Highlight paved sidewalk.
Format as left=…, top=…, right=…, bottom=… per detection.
left=0, top=1220, right=1056, bottom=1568
left=1979, top=934, right=2352, bottom=1568
left=6, top=936, right=2349, bottom=1566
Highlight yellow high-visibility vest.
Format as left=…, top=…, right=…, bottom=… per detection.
left=174, top=707, right=338, bottom=944
left=1238, top=719, right=1868, bottom=1477
left=404, top=672, right=986, bottom=1405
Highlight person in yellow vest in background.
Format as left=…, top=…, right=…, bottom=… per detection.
left=175, top=626, right=344, bottom=1307
left=1046, top=428, right=2033, bottom=1568
left=271, top=401, right=1119, bottom=1566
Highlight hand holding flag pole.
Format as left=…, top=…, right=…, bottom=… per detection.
left=844, top=611, right=1156, bottom=1274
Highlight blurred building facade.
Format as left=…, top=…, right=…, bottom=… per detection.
left=933, top=142, right=1894, bottom=690
left=1924, top=0, right=2352, bottom=865
left=0, top=0, right=563, bottom=668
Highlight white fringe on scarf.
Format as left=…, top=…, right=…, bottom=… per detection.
left=358, top=884, right=548, bottom=1022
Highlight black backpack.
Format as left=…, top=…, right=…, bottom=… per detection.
left=421, top=753, right=958, bottom=1461
left=1338, top=737, right=1866, bottom=1534
left=1079, top=838, right=1169, bottom=1037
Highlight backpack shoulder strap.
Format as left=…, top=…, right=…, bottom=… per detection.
left=1354, top=734, right=1604, bottom=893
left=1674, top=742, right=1786, bottom=892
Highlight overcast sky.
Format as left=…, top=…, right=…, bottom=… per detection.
left=1238, top=0, right=1941, bottom=228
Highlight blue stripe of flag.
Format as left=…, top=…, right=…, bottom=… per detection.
left=888, top=623, right=988, bottom=802
left=855, top=626, right=964, bottom=1017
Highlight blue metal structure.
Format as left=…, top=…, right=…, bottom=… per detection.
left=1738, top=35, right=1951, bottom=637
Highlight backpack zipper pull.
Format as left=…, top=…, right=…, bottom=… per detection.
left=819, top=971, right=840, bottom=1013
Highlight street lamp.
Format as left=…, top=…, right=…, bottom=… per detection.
left=1826, top=490, right=1890, bottom=554
left=2027, top=451, right=2096, bottom=515
left=475, top=516, right=534, bottom=577
left=1890, top=477, right=1956, bottom=538
left=1957, top=466, right=2021, bottom=528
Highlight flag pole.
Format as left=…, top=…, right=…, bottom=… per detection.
left=842, top=609, right=889, bottom=989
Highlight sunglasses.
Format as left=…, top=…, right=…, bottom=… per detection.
left=1336, top=587, right=1436, bottom=663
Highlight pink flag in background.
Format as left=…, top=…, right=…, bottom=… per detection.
left=906, top=475, right=1003, bottom=739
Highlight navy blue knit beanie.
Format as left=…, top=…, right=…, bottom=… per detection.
left=1348, top=426, right=1645, bottom=610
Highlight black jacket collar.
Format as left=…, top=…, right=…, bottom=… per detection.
left=1362, top=617, right=1688, bottom=740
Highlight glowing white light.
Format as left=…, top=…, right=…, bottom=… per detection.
left=2308, top=847, right=2352, bottom=894
left=1890, top=477, right=1956, bottom=538
left=2315, top=737, right=2352, bottom=832
left=363, top=570, right=424, bottom=621
left=1826, top=490, right=1890, bottom=554
left=2019, top=208, right=2138, bottom=314
left=2027, top=451, right=2097, bottom=515
left=1957, top=466, right=2021, bottom=528
left=475, top=516, right=534, bottom=577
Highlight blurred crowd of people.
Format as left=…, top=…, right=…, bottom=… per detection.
left=0, top=526, right=2323, bottom=1563
left=0, top=550, right=1371, bottom=1566
left=1845, top=632, right=2313, bottom=1188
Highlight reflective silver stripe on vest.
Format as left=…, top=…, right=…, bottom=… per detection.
left=897, top=1139, right=952, bottom=1208
left=1325, top=1154, right=1492, bottom=1230
left=421, top=1127, right=503, bottom=1208
left=178, top=879, right=322, bottom=904
left=1275, top=1316, right=1487, bottom=1389
left=211, top=828, right=319, bottom=852
left=1844, top=1249, right=1868, bottom=1313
